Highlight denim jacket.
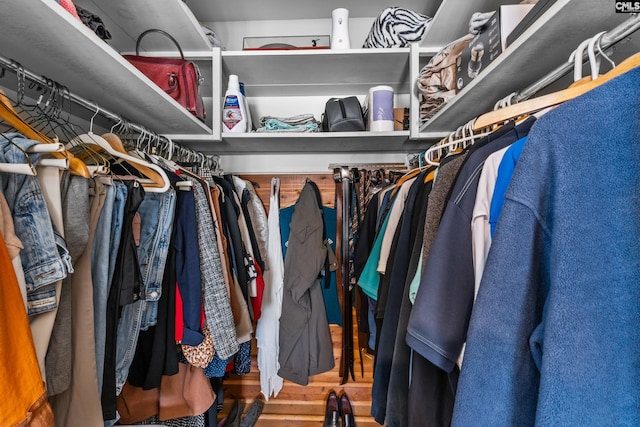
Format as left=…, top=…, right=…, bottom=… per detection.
left=0, top=133, right=70, bottom=314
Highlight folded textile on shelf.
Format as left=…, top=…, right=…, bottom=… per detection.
left=256, top=114, right=321, bottom=133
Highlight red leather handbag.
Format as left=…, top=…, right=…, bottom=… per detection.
left=124, top=29, right=206, bottom=121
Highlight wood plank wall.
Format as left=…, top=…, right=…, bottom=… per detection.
left=241, top=174, right=336, bottom=209
left=219, top=174, right=380, bottom=426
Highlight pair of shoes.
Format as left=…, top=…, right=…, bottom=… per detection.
left=221, top=394, right=265, bottom=427
left=324, top=390, right=356, bottom=427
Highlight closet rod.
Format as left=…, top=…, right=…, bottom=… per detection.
left=0, top=55, right=212, bottom=165
left=514, top=14, right=640, bottom=102
left=328, top=163, right=409, bottom=170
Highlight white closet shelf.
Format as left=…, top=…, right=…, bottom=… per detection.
left=73, top=0, right=212, bottom=53
left=420, top=0, right=506, bottom=49
left=176, top=131, right=434, bottom=155
left=0, top=0, right=213, bottom=136
left=221, top=48, right=414, bottom=97
left=417, top=0, right=633, bottom=135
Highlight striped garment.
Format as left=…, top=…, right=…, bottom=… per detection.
left=363, top=7, right=432, bottom=48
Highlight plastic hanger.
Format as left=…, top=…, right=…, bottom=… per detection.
left=473, top=35, right=634, bottom=131
left=0, top=134, right=37, bottom=175
left=587, top=31, right=615, bottom=76
left=425, top=118, right=491, bottom=166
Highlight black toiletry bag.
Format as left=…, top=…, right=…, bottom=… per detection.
left=322, top=96, right=366, bottom=132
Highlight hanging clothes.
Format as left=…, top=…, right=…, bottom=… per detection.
left=0, top=203, right=54, bottom=426
left=453, top=66, right=640, bottom=426
left=256, top=177, right=285, bottom=400
left=280, top=202, right=342, bottom=326
left=101, top=180, right=145, bottom=421
left=90, top=179, right=119, bottom=395
left=371, top=169, right=433, bottom=425
left=45, top=172, right=90, bottom=398
left=406, top=117, right=535, bottom=374
left=48, top=175, right=102, bottom=427
left=470, top=145, right=510, bottom=299
left=278, top=180, right=335, bottom=386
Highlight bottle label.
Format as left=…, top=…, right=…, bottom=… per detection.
left=223, top=95, right=243, bottom=129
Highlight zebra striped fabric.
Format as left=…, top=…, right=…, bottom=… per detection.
left=363, top=7, right=432, bottom=48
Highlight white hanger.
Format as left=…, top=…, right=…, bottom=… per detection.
left=0, top=162, right=36, bottom=175
left=569, top=38, right=595, bottom=82
left=29, top=141, right=69, bottom=169
left=26, top=142, right=65, bottom=153
left=425, top=118, right=491, bottom=166
left=71, top=104, right=170, bottom=193
left=569, top=32, right=610, bottom=82
left=0, top=135, right=37, bottom=175
left=0, top=140, right=70, bottom=174
left=588, top=31, right=615, bottom=76
left=38, top=158, right=69, bottom=169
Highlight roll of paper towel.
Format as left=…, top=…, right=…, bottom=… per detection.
left=368, top=85, right=394, bottom=131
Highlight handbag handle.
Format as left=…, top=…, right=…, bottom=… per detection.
left=135, top=29, right=185, bottom=60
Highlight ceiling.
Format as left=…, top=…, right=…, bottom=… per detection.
left=183, top=0, right=441, bottom=22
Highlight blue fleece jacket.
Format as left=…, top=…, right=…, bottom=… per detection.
left=452, top=66, right=640, bottom=426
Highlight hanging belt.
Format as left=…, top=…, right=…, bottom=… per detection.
left=350, top=168, right=365, bottom=378
left=334, top=167, right=356, bottom=384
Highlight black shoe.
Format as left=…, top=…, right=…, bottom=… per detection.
left=324, top=390, right=340, bottom=427
left=224, top=397, right=244, bottom=427
left=340, top=392, right=356, bottom=427
left=239, top=394, right=265, bottom=427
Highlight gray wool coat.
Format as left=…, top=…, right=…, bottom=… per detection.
left=278, top=181, right=336, bottom=386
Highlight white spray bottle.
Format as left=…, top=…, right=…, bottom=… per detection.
left=222, top=74, right=248, bottom=133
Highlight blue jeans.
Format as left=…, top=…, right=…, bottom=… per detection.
left=109, top=182, right=128, bottom=285
left=114, top=188, right=176, bottom=395
left=91, top=181, right=116, bottom=393
left=139, top=188, right=176, bottom=330
left=0, top=133, right=68, bottom=315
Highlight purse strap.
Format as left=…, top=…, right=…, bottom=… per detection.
left=135, top=29, right=185, bottom=60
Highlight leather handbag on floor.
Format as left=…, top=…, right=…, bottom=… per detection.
left=123, top=29, right=206, bottom=121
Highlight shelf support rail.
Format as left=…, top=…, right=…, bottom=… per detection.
left=0, top=55, right=215, bottom=168
left=514, top=14, right=640, bottom=103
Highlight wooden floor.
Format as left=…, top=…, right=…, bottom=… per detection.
left=219, top=313, right=380, bottom=426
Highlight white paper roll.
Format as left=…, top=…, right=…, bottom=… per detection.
left=368, top=85, right=394, bottom=132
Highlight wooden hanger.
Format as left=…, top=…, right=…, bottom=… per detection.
left=0, top=90, right=91, bottom=178
left=71, top=131, right=170, bottom=193
left=473, top=51, right=640, bottom=131
left=101, top=133, right=166, bottom=188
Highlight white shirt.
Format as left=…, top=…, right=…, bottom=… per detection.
left=471, top=145, right=510, bottom=299
left=255, top=177, right=284, bottom=400
left=377, top=176, right=417, bottom=274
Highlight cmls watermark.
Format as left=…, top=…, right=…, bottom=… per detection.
left=616, top=1, right=640, bottom=12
